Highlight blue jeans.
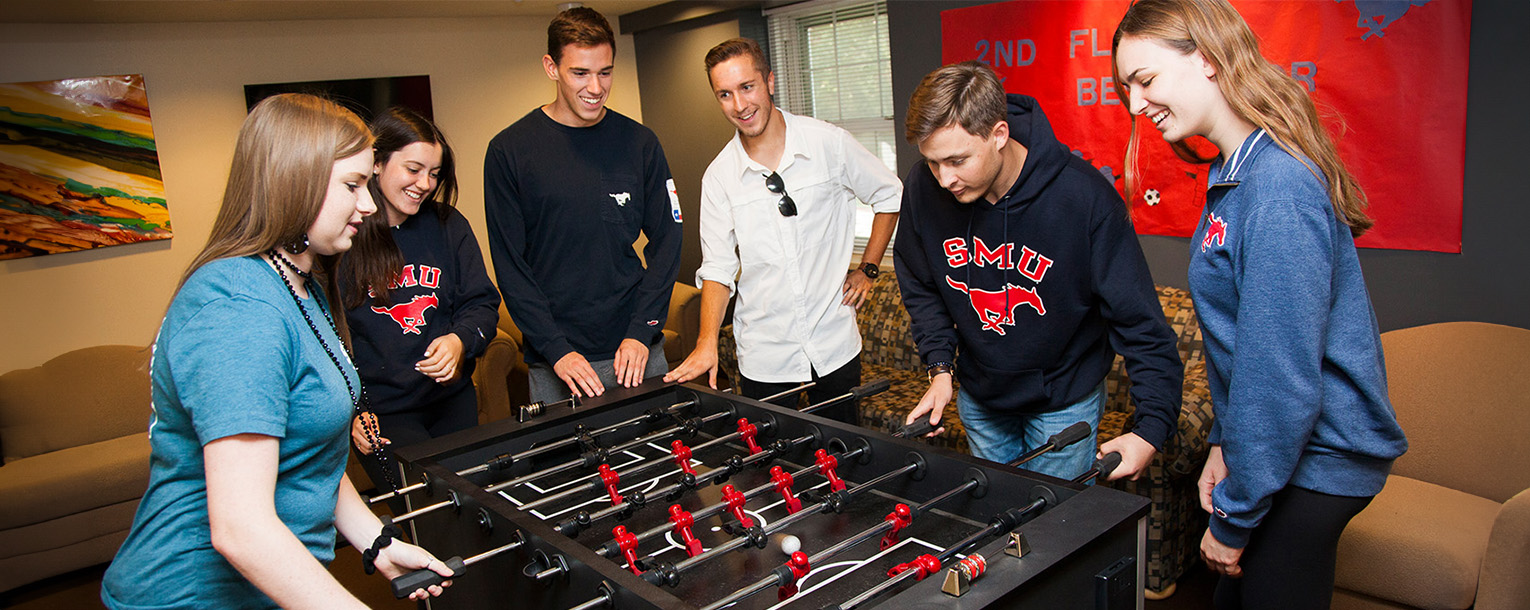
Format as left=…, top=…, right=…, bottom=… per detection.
left=528, top=337, right=668, bottom=404
left=956, top=381, right=1105, bottom=481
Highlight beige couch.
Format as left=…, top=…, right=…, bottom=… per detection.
left=1333, top=322, right=1530, bottom=610
left=0, top=345, right=153, bottom=592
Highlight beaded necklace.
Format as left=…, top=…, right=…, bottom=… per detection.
left=267, top=249, right=399, bottom=491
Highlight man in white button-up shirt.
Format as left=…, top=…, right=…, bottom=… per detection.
left=664, top=37, right=901, bottom=424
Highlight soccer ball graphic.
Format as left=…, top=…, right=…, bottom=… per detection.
left=1144, top=189, right=1161, bottom=206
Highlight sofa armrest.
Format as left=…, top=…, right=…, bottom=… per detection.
left=1477, top=487, right=1530, bottom=610
left=474, top=327, right=523, bottom=425
left=667, top=282, right=702, bottom=358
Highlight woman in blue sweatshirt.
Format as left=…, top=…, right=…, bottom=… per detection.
left=1111, top=1, right=1407, bottom=608
left=338, top=107, right=500, bottom=493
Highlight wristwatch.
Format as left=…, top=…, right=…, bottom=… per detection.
left=856, top=262, right=880, bottom=280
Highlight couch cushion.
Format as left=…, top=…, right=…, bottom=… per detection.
left=0, top=345, right=152, bottom=462
left=1336, top=475, right=1499, bottom=610
left=1381, top=322, right=1530, bottom=503
left=855, top=270, right=922, bottom=373
left=0, top=432, right=151, bottom=530
left=0, top=504, right=136, bottom=592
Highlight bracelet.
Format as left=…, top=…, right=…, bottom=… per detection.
left=926, top=361, right=955, bottom=381
left=362, top=516, right=404, bottom=575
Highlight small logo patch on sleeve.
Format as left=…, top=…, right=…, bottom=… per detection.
left=667, top=178, right=683, bottom=223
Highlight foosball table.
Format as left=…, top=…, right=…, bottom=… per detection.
left=381, top=379, right=1149, bottom=610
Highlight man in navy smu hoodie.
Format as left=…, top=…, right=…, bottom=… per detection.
left=897, top=62, right=1181, bottom=481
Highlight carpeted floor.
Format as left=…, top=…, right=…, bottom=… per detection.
left=0, top=546, right=415, bottom=610
left=3, top=555, right=1220, bottom=610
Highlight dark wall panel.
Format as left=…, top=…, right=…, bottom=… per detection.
left=633, top=11, right=761, bottom=285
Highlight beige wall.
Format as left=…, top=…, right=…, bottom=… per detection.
left=0, top=17, right=644, bottom=373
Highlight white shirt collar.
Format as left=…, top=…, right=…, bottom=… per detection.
left=728, top=108, right=814, bottom=179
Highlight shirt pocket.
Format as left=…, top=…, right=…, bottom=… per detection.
left=599, top=173, right=642, bottom=229
left=731, top=192, right=786, bottom=265
left=788, top=169, right=852, bottom=249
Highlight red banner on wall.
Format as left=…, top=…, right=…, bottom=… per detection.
left=941, top=0, right=1470, bottom=253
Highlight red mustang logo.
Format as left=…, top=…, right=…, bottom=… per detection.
left=1202, top=213, right=1228, bottom=251
left=371, top=293, right=439, bottom=335
left=946, top=277, right=1046, bottom=336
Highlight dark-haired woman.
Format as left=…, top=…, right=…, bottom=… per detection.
left=1111, top=1, right=1407, bottom=608
left=101, top=94, right=453, bottom=609
left=338, top=107, right=499, bottom=492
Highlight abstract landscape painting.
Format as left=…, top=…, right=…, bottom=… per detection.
left=0, top=74, right=171, bottom=259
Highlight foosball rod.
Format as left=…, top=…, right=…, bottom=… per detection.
left=484, top=381, right=815, bottom=497
left=371, top=396, right=685, bottom=504
left=831, top=451, right=1124, bottom=610
left=651, top=454, right=931, bottom=584
left=558, top=432, right=819, bottom=536
left=395, top=412, right=768, bottom=525
left=562, top=380, right=891, bottom=535
left=1006, top=420, right=1093, bottom=469
left=832, top=498, right=1051, bottom=610
left=388, top=534, right=526, bottom=599
left=594, top=439, right=869, bottom=557
left=520, top=377, right=879, bottom=514
left=484, top=407, right=734, bottom=496
left=514, top=412, right=768, bottom=513
left=795, top=378, right=890, bottom=416
left=699, top=471, right=987, bottom=610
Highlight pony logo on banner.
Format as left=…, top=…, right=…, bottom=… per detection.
left=940, top=0, right=1470, bottom=253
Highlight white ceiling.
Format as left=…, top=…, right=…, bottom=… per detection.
left=0, top=0, right=671, bottom=24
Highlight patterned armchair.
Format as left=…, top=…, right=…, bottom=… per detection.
left=718, top=271, right=1212, bottom=597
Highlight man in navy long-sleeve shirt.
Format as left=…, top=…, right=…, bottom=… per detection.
left=484, top=7, right=682, bottom=401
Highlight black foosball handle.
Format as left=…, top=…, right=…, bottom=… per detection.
left=894, top=417, right=941, bottom=438
left=1096, top=451, right=1122, bottom=480
left=1007, top=421, right=1092, bottom=469
left=1070, top=452, right=1123, bottom=485
left=391, top=556, right=466, bottom=599
left=853, top=378, right=892, bottom=398
left=1048, top=421, right=1093, bottom=450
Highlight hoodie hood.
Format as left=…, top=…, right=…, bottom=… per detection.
left=995, top=93, right=1071, bottom=211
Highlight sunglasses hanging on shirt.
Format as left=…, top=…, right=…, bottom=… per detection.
left=765, top=171, right=797, bottom=217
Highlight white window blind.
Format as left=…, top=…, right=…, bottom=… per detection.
left=766, top=0, right=896, bottom=255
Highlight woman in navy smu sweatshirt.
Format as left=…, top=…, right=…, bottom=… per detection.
left=338, top=107, right=500, bottom=494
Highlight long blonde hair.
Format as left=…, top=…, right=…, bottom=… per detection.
left=179, top=93, right=373, bottom=330
left=1111, top=0, right=1372, bottom=236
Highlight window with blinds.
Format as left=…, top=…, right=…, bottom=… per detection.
left=766, top=0, right=896, bottom=254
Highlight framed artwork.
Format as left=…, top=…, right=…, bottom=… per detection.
left=0, top=74, right=171, bottom=259
left=243, top=74, right=433, bottom=121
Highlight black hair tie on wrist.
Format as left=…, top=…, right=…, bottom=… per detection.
left=362, top=516, right=405, bottom=575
